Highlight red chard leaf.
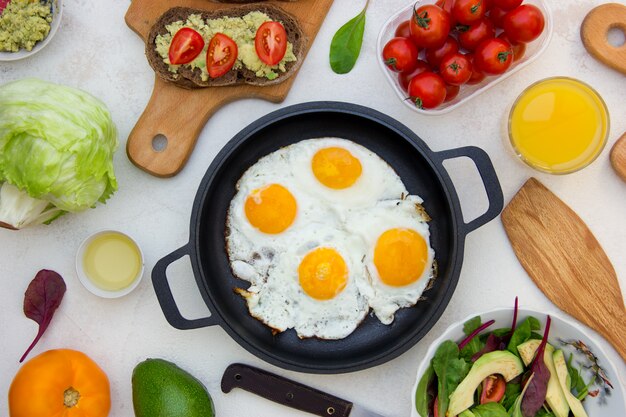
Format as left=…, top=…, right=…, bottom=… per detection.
left=0, top=0, right=10, bottom=13
left=19, top=270, right=66, bottom=363
left=458, top=319, right=495, bottom=350
left=521, top=315, right=552, bottom=417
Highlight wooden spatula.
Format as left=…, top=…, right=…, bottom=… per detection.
left=610, top=132, right=626, bottom=182
left=581, top=3, right=626, bottom=75
left=502, top=178, right=626, bottom=361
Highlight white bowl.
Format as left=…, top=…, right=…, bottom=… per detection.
left=377, top=0, right=553, bottom=115
left=0, top=0, right=63, bottom=62
left=75, top=230, right=145, bottom=299
left=411, top=307, right=625, bottom=417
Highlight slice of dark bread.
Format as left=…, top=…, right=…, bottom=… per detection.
left=146, top=4, right=305, bottom=89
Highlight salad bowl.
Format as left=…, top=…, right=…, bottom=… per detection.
left=411, top=307, right=625, bottom=417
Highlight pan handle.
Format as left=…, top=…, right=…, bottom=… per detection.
left=434, top=146, right=504, bottom=235
left=152, top=244, right=221, bottom=329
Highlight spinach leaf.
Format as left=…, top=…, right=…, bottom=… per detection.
left=464, top=316, right=482, bottom=334
left=502, top=382, right=521, bottom=410
left=508, top=317, right=539, bottom=355
left=433, top=340, right=470, bottom=417
left=329, top=1, right=369, bottom=74
left=510, top=373, right=533, bottom=417
left=470, top=402, right=509, bottom=417
left=566, top=353, right=587, bottom=395
left=461, top=316, right=485, bottom=361
left=415, top=364, right=435, bottom=417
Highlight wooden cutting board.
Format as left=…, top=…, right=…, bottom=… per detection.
left=502, top=178, right=626, bottom=361
left=125, top=0, right=334, bottom=177
left=580, top=3, right=626, bottom=75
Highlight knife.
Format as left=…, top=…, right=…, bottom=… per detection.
left=221, top=363, right=386, bottom=417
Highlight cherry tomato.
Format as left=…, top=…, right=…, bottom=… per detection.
left=453, top=0, right=486, bottom=25
left=474, top=37, right=513, bottom=74
left=409, top=4, right=451, bottom=49
left=489, top=6, right=508, bottom=28
left=435, top=0, right=456, bottom=25
left=168, top=28, right=205, bottom=65
left=503, top=4, right=545, bottom=43
left=457, top=18, right=495, bottom=51
left=394, top=20, right=412, bottom=38
left=407, top=72, right=447, bottom=109
left=255, top=21, right=288, bottom=65
left=498, top=33, right=526, bottom=61
left=465, top=53, right=487, bottom=84
left=480, top=374, right=506, bottom=404
left=383, top=37, right=419, bottom=72
left=398, top=60, right=431, bottom=91
left=439, top=52, right=473, bottom=85
left=207, top=33, right=238, bottom=78
left=425, top=36, right=459, bottom=68
left=444, top=83, right=461, bottom=102
left=492, top=0, right=522, bottom=11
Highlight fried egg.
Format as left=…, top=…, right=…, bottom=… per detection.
left=344, top=195, right=435, bottom=325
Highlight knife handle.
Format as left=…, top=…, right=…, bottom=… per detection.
left=221, top=363, right=353, bottom=417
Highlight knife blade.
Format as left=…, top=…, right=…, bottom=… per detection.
left=221, top=363, right=386, bottom=417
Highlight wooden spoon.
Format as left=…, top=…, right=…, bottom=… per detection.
left=581, top=3, right=626, bottom=75
left=502, top=178, right=626, bottom=361
left=610, top=132, right=626, bottom=182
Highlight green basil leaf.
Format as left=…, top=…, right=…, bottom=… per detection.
left=415, top=364, right=435, bottom=417
left=329, top=2, right=368, bottom=74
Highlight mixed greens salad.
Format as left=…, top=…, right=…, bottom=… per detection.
left=415, top=299, right=614, bottom=417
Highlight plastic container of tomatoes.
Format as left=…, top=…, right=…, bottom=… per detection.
left=377, top=0, right=553, bottom=115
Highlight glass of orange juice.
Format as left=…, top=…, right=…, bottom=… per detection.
left=508, top=77, right=609, bottom=174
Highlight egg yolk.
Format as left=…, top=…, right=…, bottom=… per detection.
left=373, top=228, right=428, bottom=287
left=298, top=247, right=348, bottom=300
left=311, top=147, right=363, bottom=189
left=244, top=184, right=297, bottom=234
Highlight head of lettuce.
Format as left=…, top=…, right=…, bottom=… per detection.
left=0, top=79, right=118, bottom=230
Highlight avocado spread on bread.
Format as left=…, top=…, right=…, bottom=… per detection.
left=155, top=11, right=297, bottom=81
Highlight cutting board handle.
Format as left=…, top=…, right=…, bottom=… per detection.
left=581, top=3, right=626, bottom=75
left=435, top=146, right=504, bottom=235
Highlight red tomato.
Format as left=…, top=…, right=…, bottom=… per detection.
left=207, top=33, right=238, bottom=78
left=444, top=83, right=461, bottom=102
left=474, top=37, right=513, bottom=74
left=498, top=33, right=526, bottom=61
left=255, top=21, right=288, bottom=65
left=453, top=0, right=486, bottom=25
left=168, top=28, right=205, bottom=65
left=489, top=6, right=508, bottom=28
left=394, top=20, right=412, bottom=38
left=480, top=374, right=506, bottom=404
left=435, top=0, right=456, bottom=25
left=458, top=18, right=495, bottom=51
left=407, top=72, right=447, bottom=109
left=425, top=36, right=459, bottom=68
left=465, top=53, right=487, bottom=84
left=383, top=37, right=419, bottom=72
left=439, top=52, right=473, bottom=85
left=503, top=5, right=545, bottom=43
left=398, top=60, right=431, bottom=91
left=492, top=0, right=522, bottom=11
left=409, top=4, right=451, bottom=48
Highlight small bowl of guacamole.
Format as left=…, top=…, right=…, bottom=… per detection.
left=0, top=0, right=62, bottom=61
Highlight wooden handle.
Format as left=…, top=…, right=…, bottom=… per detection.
left=610, top=132, right=626, bottom=182
left=126, top=77, right=282, bottom=177
left=581, top=3, right=626, bottom=75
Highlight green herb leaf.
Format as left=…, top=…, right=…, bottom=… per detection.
left=470, top=402, right=509, bottom=417
left=415, top=364, right=435, bottom=417
left=432, top=340, right=470, bottom=417
left=461, top=316, right=485, bottom=361
left=508, top=317, right=538, bottom=355
left=329, top=1, right=369, bottom=74
left=463, top=316, right=482, bottom=335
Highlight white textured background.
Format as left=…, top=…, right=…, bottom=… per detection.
left=1, top=0, right=625, bottom=416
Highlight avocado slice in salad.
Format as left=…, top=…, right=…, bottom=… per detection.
left=553, top=349, right=589, bottom=417
left=447, top=350, right=523, bottom=416
left=517, top=339, right=570, bottom=417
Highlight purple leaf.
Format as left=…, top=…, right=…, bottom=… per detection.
left=458, top=319, right=495, bottom=350
left=0, top=0, right=10, bottom=13
left=471, top=332, right=504, bottom=361
left=521, top=316, right=552, bottom=417
left=19, top=270, right=66, bottom=363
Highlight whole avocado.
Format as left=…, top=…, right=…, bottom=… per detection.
left=132, top=358, right=215, bottom=417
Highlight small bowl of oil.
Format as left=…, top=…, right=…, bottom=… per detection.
left=76, top=230, right=144, bottom=298
left=508, top=77, right=609, bottom=174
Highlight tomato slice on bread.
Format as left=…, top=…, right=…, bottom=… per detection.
left=207, top=33, right=238, bottom=78
left=169, top=28, right=205, bottom=65
left=255, top=21, right=288, bottom=65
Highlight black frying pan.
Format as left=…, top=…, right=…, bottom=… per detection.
left=152, top=102, right=503, bottom=374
